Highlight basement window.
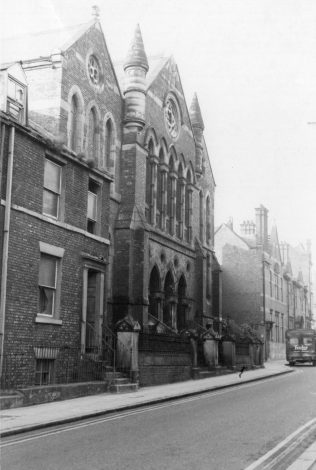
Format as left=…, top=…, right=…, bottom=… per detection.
left=35, top=359, right=55, bottom=385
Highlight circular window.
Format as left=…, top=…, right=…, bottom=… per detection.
left=88, top=55, right=100, bottom=85
left=164, top=97, right=180, bottom=140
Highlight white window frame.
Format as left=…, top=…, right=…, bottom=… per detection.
left=36, top=242, right=64, bottom=325
left=43, top=159, right=62, bottom=219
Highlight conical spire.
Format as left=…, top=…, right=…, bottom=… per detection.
left=124, top=24, right=149, bottom=72
left=189, top=93, right=204, bottom=130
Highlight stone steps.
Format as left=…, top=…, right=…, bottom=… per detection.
left=108, top=382, right=138, bottom=393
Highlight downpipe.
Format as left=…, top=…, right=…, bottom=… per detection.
left=0, top=125, right=15, bottom=378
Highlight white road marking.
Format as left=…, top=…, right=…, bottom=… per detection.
left=244, top=418, right=316, bottom=470
left=0, top=372, right=297, bottom=448
left=286, top=440, right=316, bottom=470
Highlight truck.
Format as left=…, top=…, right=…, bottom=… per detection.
left=285, top=328, right=316, bottom=366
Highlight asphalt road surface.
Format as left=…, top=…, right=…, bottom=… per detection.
left=1, top=366, right=315, bottom=470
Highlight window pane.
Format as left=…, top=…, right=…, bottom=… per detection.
left=8, top=79, right=16, bottom=99
left=39, top=255, right=56, bottom=287
left=43, top=190, right=59, bottom=217
left=87, top=192, right=97, bottom=220
left=39, top=287, right=55, bottom=315
left=44, top=160, right=61, bottom=193
left=303, top=337, right=313, bottom=345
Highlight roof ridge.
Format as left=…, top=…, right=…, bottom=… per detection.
left=2, top=20, right=95, bottom=41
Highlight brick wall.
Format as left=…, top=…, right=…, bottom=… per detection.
left=1, top=122, right=111, bottom=387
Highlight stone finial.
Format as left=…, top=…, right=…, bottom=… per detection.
left=123, top=24, right=149, bottom=130
left=124, top=24, right=149, bottom=72
left=189, top=93, right=205, bottom=130
left=92, top=5, right=100, bottom=20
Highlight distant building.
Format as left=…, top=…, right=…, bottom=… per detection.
left=0, top=17, right=219, bottom=389
left=215, top=206, right=313, bottom=360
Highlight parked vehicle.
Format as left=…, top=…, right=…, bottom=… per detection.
left=285, top=329, right=316, bottom=366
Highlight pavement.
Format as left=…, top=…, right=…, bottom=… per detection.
left=0, top=360, right=293, bottom=438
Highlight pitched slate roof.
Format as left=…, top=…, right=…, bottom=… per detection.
left=0, top=20, right=96, bottom=64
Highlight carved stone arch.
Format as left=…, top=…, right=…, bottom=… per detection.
left=144, top=127, right=159, bottom=155
left=159, top=138, right=169, bottom=165
left=185, top=160, right=196, bottom=185
left=67, top=85, right=84, bottom=153
left=168, top=145, right=178, bottom=167
left=179, top=153, right=186, bottom=171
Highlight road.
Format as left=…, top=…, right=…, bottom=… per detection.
left=1, top=366, right=315, bottom=470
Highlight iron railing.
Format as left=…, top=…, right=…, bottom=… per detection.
left=1, top=324, right=133, bottom=389
left=147, top=313, right=177, bottom=335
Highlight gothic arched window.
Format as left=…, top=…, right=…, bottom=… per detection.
left=157, top=149, right=164, bottom=228
left=88, top=107, right=98, bottom=162
left=69, top=94, right=79, bottom=152
left=206, top=195, right=211, bottom=244
left=145, top=140, right=154, bottom=222
left=104, top=118, right=113, bottom=169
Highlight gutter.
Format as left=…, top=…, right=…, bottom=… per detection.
left=0, top=125, right=15, bottom=377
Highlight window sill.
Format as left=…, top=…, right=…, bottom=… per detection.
left=35, top=315, right=62, bottom=325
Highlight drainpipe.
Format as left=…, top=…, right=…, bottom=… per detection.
left=0, top=124, right=6, bottom=196
left=0, top=125, right=15, bottom=377
left=262, top=254, right=266, bottom=360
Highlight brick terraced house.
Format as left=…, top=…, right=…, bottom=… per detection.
left=215, top=206, right=313, bottom=361
left=0, top=17, right=219, bottom=391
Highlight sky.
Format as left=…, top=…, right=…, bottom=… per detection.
left=1, top=0, right=316, bottom=255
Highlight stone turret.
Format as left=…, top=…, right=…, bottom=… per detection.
left=189, top=93, right=204, bottom=176
left=123, top=25, right=149, bottom=130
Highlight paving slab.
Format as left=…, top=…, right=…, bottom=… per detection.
left=0, top=360, right=292, bottom=437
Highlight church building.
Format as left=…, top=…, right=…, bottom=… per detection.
left=0, top=13, right=219, bottom=390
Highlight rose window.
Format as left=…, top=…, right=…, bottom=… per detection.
left=88, top=55, right=100, bottom=85
left=164, top=98, right=180, bottom=139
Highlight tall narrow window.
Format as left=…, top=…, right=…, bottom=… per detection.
left=199, top=191, right=204, bottom=242
left=87, top=179, right=100, bottom=234
left=39, top=254, right=57, bottom=316
left=206, top=195, right=211, bottom=244
left=145, top=141, right=153, bottom=222
left=88, top=107, right=97, bottom=161
left=105, top=119, right=112, bottom=169
left=69, top=94, right=79, bottom=152
left=43, top=159, right=61, bottom=219
left=184, top=170, right=193, bottom=243
left=157, top=149, right=164, bottom=228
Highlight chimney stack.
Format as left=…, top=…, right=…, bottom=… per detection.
left=255, top=205, right=269, bottom=249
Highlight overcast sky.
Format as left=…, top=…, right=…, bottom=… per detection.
left=1, top=0, right=316, bottom=255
